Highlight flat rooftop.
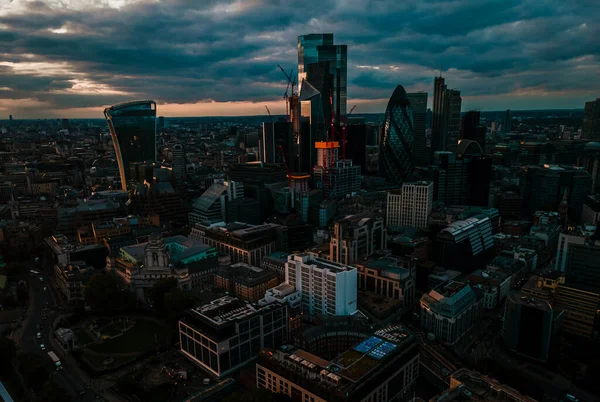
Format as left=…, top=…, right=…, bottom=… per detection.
left=189, top=296, right=259, bottom=326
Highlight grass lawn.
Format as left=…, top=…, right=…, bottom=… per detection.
left=87, top=319, right=164, bottom=354
left=83, top=352, right=135, bottom=369
left=101, top=321, right=129, bottom=337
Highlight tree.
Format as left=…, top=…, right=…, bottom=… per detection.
left=0, top=337, right=17, bottom=378
left=148, top=278, right=178, bottom=311
left=18, top=353, right=50, bottom=393
left=162, top=288, right=194, bottom=321
left=36, top=381, right=69, bottom=402
left=85, top=273, right=132, bottom=314
left=223, top=389, right=291, bottom=402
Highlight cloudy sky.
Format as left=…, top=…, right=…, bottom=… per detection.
left=1, top=0, right=599, bottom=118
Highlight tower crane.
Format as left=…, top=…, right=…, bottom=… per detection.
left=277, top=65, right=297, bottom=121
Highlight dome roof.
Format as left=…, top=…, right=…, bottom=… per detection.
left=585, top=142, right=600, bottom=151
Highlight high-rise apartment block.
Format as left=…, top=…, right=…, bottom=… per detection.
left=330, top=212, right=387, bottom=265
left=583, top=98, right=600, bottom=139
left=104, top=100, right=157, bottom=190
left=386, top=181, right=433, bottom=229
left=285, top=253, right=357, bottom=319
left=407, top=92, right=429, bottom=166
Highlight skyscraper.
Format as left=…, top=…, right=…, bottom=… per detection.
left=386, top=181, right=433, bottom=229
left=379, top=85, right=415, bottom=185
left=298, top=34, right=347, bottom=120
left=104, top=100, right=157, bottom=190
left=432, top=77, right=461, bottom=153
left=445, top=89, right=462, bottom=153
left=503, top=109, right=512, bottom=134
left=171, top=143, right=185, bottom=184
left=432, top=76, right=447, bottom=153
left=407, top=92, right=429, bottom=166
left=583, top=98, right=600, bottom=140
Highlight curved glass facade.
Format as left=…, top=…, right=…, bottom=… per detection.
left=379, top=85, right=415, bottom=184
left=104, top=100, right=157, bottom=190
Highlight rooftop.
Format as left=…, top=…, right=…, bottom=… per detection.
left=188, top=296, right=260, bottom=326
left=507, top=292, right=552, bottom=312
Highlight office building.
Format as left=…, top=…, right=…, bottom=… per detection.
left=583, top=98, right=600, bottom=139
left=582, top=142, right=600, bottom=193
left=445, top=89, right=462, bottom=153
left=179, top=296, right=288, bottom=378
left=330, top=212, right=387, bottom=265
left=261, top=121, right=293, bottom=166
left=298, top=33, right=347, bottom=119
left=257, top=325, right=419, bottom=402
left=503, top=109, right=512, bottom=133
left=226, top=162, right=287, bottom=184
left=285, top=253, right=357, bottom=319
left=520, top=165, right=592, bottom=222
left=502, top=293, right=560, bottom=362
left=215, top=263, right=280, bottom=302
left=355, top=254, right=416, bottom=308
left=467, top=156, right=492, bottom=207
left=44, top=234, right=107, bottom=270
left=386, top=181, right=433, bottom=230
left=436, top=214, right=495, bottom=273
left=111, top=233, right=217, bottom=300
left=420, top=281, right=484, bottom=345
left=129, top=182, right=187, bottom=227
left=379, top=85, right=416, bottom=184
left=432, top=76, right=447, bottom=153
left=555, top=225, right=598, bottom=273
left=408, top=92, right=429, bottom=166
left=171, top=143, right=185, bottom=183
left=104, top=100, right=157, bottom=190
left=261, top=251, right=291, bottom=282
left=460, top=110, right=486, bottom=150
left=429, top=152, right=469, bottom=205
left=430, top=369, right=537, bottom=402
left=54, top=261, right=94, bottom=303
left=345, top=123, right=376, bottom=174
left=582, top=195, right=600, bottom=225
left=467, top=267, right=514, bottom=310
left=563, top=230, right=600, bottom=292
left=554, top=284, right=600, bottom=338
left=190, top=222, right=281, bottom=266
left=189, top=181, right=243, bottom=226
left=313, top=158, right=360, bottom=200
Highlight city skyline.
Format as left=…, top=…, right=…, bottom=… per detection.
left=1, top=0, right=599, bottom=118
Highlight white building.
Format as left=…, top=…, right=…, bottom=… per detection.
left=188, top=180, right=243, bottom=226
left=285, top=253, right=357, bottom=319
left=386, top=181, right=433, bottom=229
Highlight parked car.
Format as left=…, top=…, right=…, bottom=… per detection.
left=36, top=332, right=41, bottom=339
left=40, top=344, right=46, bottom=351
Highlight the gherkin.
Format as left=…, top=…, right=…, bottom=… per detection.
left=379, top=85, right=415, bottom=184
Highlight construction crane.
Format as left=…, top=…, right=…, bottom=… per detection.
left=340, top=104, right=357, bottom=160
left=278, top=145, right=291, bottom=186
left=277, top=64, right=297, bottom=121
left=264, top=105, right=273, bottom=123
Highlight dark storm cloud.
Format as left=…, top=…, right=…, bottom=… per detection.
left=0, top=0, right=598, bottom=114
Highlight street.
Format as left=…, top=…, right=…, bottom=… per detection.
left=19, top=255, right=107, bottom=402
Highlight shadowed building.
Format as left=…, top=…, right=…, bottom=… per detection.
left=379, top=85, right=415, bottom=185
left=104, top=100, right=157, bottom=190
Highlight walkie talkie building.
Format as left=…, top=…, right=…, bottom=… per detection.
left=104, top=100, right=157, bottom=190
left=379, top=85, right=415, bottom=185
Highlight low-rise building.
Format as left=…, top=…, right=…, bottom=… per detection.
left=256, top=325, right=419, bottom=402
left=179, top=296, right=288, bottom=378
left=54, top=261, right=94, bottom=303
left=110, top=233, right=217, bottom=301
left=420, top=281, right=484, bottom=345
left=330, top=212, right=387, bottom=266
left=44, top=234, right=107, bottom=270
left=354, top=254, right=416, bottom=307
left=215, top=263, right=280, bottom=302
left=261, top=251, right=290, bottom=282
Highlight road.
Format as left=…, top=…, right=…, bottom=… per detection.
left=19, top=255, right=106, bottom=402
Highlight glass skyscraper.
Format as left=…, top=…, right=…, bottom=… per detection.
left=104, top=100, right=157, bottom=190
left=379, top=85, right=415, bottom=185
left=407, top=92, right=428, bottom=166
left=298, top=34, right=347, bottom=120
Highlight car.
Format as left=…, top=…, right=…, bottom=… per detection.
left=43, top=287, right=47, bottom=292
left=40, top=344, right=46, bottom=351
left=39, top=277, right=44, bottom=282
left=41, top=316, right=47, bottom=320
left=36, top=332, right=41, bottom=339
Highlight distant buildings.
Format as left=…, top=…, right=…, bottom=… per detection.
left=420, top=281, right=484, bottom=345
left=285, top=253, right=357, bottom=319
left=104, top=100, right=157, bottom=190
left=189, top=181, right=243, bottom=225
left=330, top=212, right=386, bottom=265
left=583, top=98, right=600, bottom=139
left=386, top=181, right=433, bottom=230
left=257, top=325, right=419, bottom=402
left=45, top=234, right=107, bottom=270
left=179, top=296, right=288, bottom=378
left=432, top=77, right=462, bottom=154
left=379, top=85, right=415, bottom=184
left=171, top=143, right=186, bottom=183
